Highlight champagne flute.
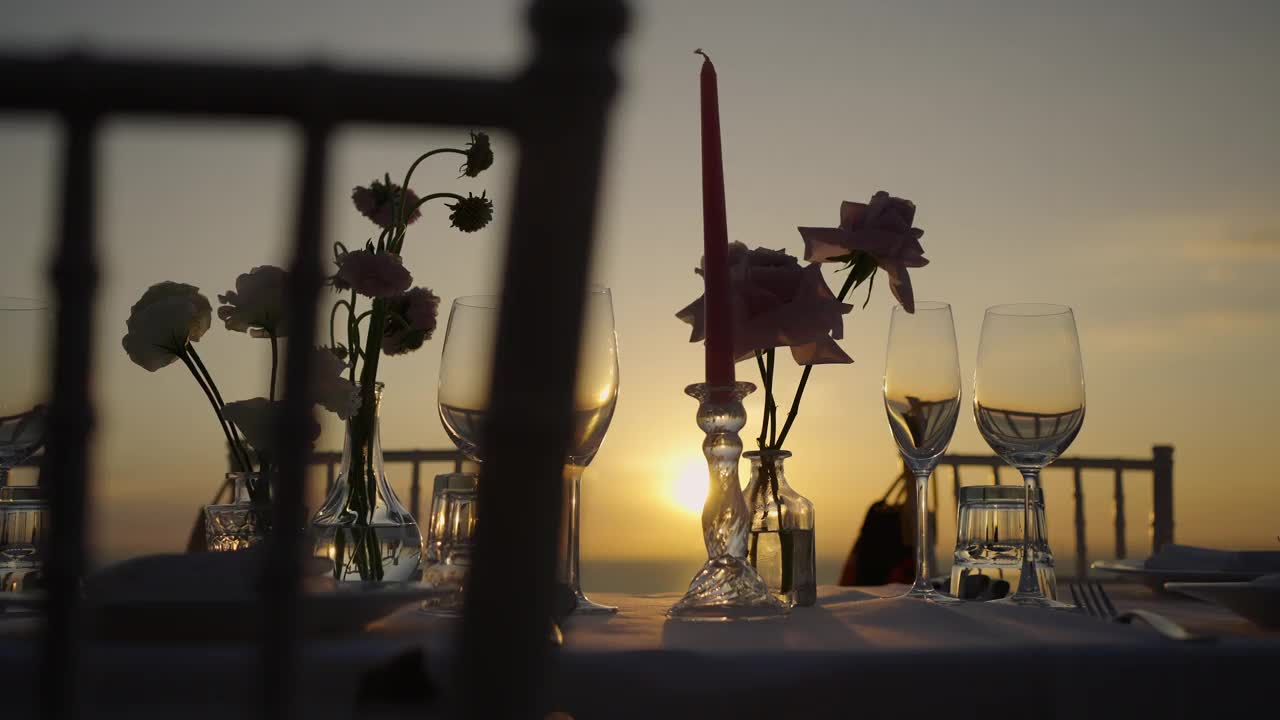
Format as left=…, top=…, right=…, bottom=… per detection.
left=883, top=302, right=962, bottom=603
left=974, top=303, right=1084, bottom=608
left=437, top=288, right=620, bottom=615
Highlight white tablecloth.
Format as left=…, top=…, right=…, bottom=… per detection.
left=3, top=585, right=1277, bottom=718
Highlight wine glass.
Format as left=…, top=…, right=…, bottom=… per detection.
left=438, top=295, right=499, bottom=464
left=974, top=303, right=1084, bottom=608
left=883, top=301, right=963, bottom=603
left=437, top=288, right=620, bottom=615
left=0, top=297, right=48, bottom=482
left=1, top=297, right=50, bottom=592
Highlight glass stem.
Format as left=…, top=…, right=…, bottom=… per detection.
left=1016, top=468, right=1044, bottom=597
left=559, top=464, right=585, bottom=593
left=911, top=471, right=932, bottom=592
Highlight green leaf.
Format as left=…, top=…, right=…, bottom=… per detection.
left=850, top=252, right=878, bottom=284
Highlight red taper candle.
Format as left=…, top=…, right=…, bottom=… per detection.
left=695, top=49, right=735, bottom=386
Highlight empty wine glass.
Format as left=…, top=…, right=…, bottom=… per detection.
left=883, top=301, right=963, bottom=603
left=438, top=295, right=499, bottom=464
left=436, top=288, right=620, bottom=615
left=974, top=303, right=1085, bottom=608
left=1, top=297, right=50, bottom=593
left=0, top=297, right=48, bottom=480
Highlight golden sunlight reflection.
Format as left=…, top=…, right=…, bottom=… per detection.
left=671, top=457, right=708, bottom=514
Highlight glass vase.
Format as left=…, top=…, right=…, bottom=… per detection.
left=203, top=472, right=271, bottom=552
left=744, top=450, right=816, bottom=607
left=311, top=383, right=422, bottom=583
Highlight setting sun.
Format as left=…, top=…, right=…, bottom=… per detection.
left=671, top=457, right=709, bottom=514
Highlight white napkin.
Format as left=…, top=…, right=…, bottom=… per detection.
left=1143, top=544, right=1280, bottom=573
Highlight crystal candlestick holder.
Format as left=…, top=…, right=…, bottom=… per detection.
left=668, top=382, right=788, bottom=621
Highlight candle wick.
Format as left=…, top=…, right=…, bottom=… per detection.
left=694, top=48, right=711, bottom=62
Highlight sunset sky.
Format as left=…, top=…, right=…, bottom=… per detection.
left=1, top=0, right=1277, bottom=588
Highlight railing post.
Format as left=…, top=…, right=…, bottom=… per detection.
left=461, top=2, right=628, bottom=718
left=1113, top=467, right=1126, bottom=559
left=951, top=463, right=960, bottom=510
left=261, top=111, right=332, bottom=720
left=1073, top=466, right=1087, bottom=578
left=410, top=461, right=422, bottom=522
left=39, top=107, right=100, bottom=720
left=1151, top=445, right=1174, bottom=554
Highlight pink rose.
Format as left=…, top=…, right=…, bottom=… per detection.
left=334, top=250, right=412, bottom=299
left=381, top=287, right=441, bottom=356
left=351, top=175, right=421, bottom=230
left=798, top=191, right=928, bottom=312
left=676, top=243, right=854, bottom=365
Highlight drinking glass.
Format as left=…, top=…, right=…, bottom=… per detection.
left=0, top=297, right=50, bottom=593
left=974, top=303, right=1084, bottom=608
left=883, top=302, right=962, bottom=603
left=436, top=288, right=620, bottom=614
left=950, top=485, right=1054, bottom=600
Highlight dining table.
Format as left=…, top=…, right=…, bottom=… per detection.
left=1, top=582, right=1276, bottom=719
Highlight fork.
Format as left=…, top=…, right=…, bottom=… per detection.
left=1069, top=580, right=1213, bottom=643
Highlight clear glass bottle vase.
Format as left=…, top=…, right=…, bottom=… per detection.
left=203, top=472, right=271, bottom=552
left=744, top=450, right=817, bottom=607
left=311, top=383, right=422, bottom=583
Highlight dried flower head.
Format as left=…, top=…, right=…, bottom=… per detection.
left=351, top=174, right=421, bottom=230
left=448, top=191, right=494, bottom=233
left=460, top=132, right=494, bottom=178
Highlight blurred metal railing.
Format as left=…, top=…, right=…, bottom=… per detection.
left=0, top=1, right=628, bottom=718
left=937, top=445, right=1174, bottom=578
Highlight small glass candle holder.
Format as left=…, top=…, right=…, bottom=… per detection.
left=667, top=382, right=787, bottom=621
left=950, top=485, right=1057, bottom=601
left=420, top=472, right=478, bottom=616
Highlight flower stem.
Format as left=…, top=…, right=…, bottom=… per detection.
left=755, top=351, right=770, bottom=451
left=180, top=350, right=249, bottom=473
left=391, top=147, right=467, bottom=251
left=268, top=333, right=279, bottom=402
left=771, top=268, right=867, bottom=451
left=187, top=344, right=253, bottom=471
left=329, top=299, right=352, bottom=352
left=766, top=349, right=777, bottom=444
left=391, top=192, right=466, bottom=254
left=347, top=289, right=359, bottom=383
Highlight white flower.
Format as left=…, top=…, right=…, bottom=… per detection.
left=313, top=348, right=361, bottom=420
left=217, top=266, right=289, bottom=338
left=121, top=282, right=212, bottom=371
left=223, top=397, right=321, bottom=458
left=222, top=398, right=277, bottom=457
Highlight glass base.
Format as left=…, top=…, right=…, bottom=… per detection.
left=896, top=585, right=965, bottom=605
left=571, top=588, right=618, bottom=615
left=667, top=555, right=789, bottom=622
left=995, top=592, right=1075, bottom=609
